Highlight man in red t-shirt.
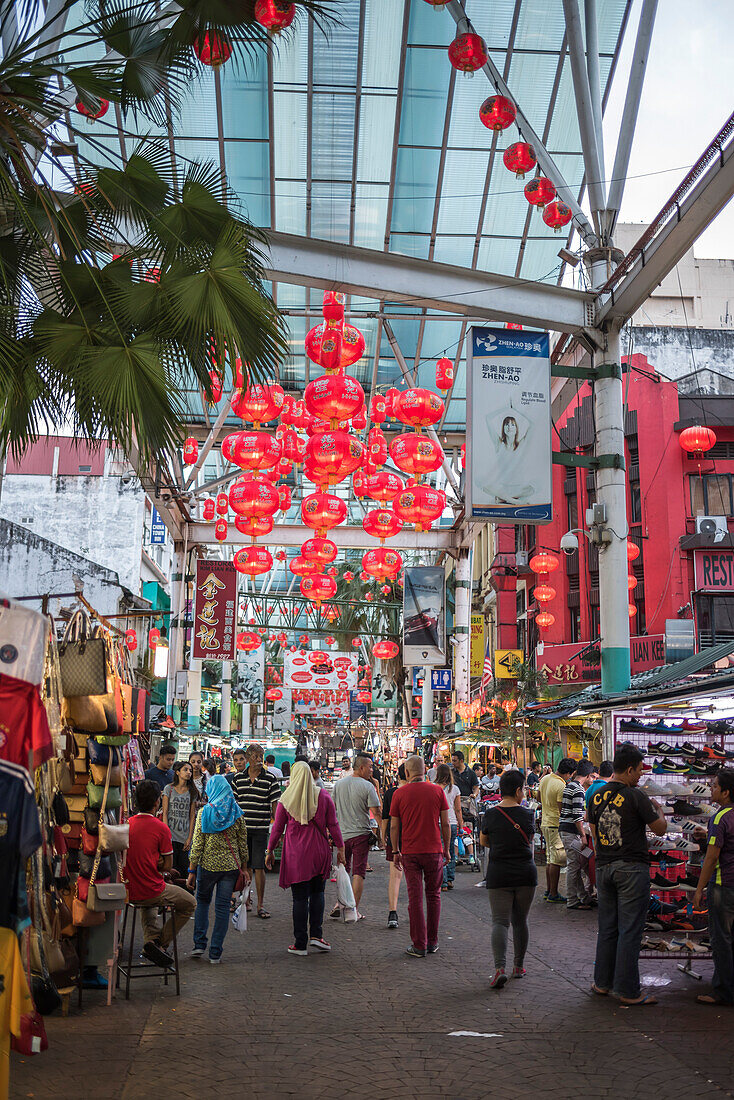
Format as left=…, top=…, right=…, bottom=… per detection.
left=125, top=780, right=195, bottom=967
left=390, top=755, right=450, bottom=957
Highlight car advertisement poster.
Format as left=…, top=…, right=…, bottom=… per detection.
left=403, top=566, right=446, bottom=667
left=270, top=687, right=294, bottom=734
left=467, top=326, right=552, bottom=523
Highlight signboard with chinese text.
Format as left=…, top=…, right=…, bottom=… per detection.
left=192, top=560, right=237, bottom=661
left=694, top=550, right=734, bottom=591
left=495, top=649, right=523, bottom=679
left=470, top=614, right=485, bottom=676
left=466, top=326, right=552, bottom=523
left=536, top=635, right=665, bottom=685
left=403, top=566, right=446, bottom=667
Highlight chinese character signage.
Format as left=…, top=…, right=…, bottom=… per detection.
left=536, top=635, right=665, bottom=684
left=403, top=566, right=446, bottom=667
left=694, top=550, right=734, bottom=591
left=466, top=326, right=552, bottom=523
left=150, top=507, right=166, bottom=545
left=192, top=560, right=237, bottom=661
left=470, top=614, right=485, bottom=676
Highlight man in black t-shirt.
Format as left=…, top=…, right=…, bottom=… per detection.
left=588, top=744, right=666, bottom=1004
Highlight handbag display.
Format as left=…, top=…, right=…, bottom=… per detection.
left=132, top=686, right=150, bottom=735
left=121, top=681, right=134, bottom=734
left=99, top=820, right=129, bottom=853
left=52, top=789, right=70, bottom=826
left=95, top=732, right=129, bottom=747
left=64, top=795, right=87, bottom=823
left=81, top=827, right=98, bottom=856
left=58, top=609, right=107, bottom=697
left=77, top=874, right=110, bottom=903
left=11, top=1010, right=48, bottom=1054
left=59, top=822, right=82, bottom=849
left=87, top=879, right=127, bottom=912
left=79, top=851, right=111, bottom=879
left=90, top=762, right=121, bottom=786
left=87, top=739, right=122, bottom=766
left=87, top=781, right=121, bottom=810
left=72, top=892, right=105, bottom=927
left=83, top=806, right=99, bottom=834
left=64, top=694, right=107, bottom=734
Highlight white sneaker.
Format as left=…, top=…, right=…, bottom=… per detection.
left=209, top=958, right=222, bottom=965
left=190, top=948, right=205, bottom=958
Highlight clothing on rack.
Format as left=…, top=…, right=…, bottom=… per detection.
left=0, top=760, right=43, bottom=931
left=0, top=598, right=49, bottom=687
left=0, top=675, right=53, bottom=772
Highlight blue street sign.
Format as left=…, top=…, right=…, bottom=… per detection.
left=150, top=507, right=166, bottom=545
left=412, top=668, right=425, bottom=693
left=431, top=668, right=452, bottom=692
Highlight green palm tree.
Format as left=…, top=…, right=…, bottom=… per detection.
left=0, top=0, right=334, bottom=463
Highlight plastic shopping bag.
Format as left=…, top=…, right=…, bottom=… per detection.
left=335, top=864, right=358, bottom=921
left=232, top=901, right=248, bottom=934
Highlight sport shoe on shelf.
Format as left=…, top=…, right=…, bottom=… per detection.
left=669, top=799, right=703, bottom=816
left=650, top=872, right=679, bottom=889
left=387, top=911, right=399, bottom=929
left=288, top=945, right=308, bottom=956
left=653, top=758, right=687, bottom=775
left=309, top=938, right=331, bottom=952
left=489, top=968, right=508, bottom=989
left=648, top=741, right=675, bottom=755
left=649, top=896, right=679, bottom=916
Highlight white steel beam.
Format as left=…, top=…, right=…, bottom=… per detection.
left=562, top=0, right=606, bottom=225
left=264, top=232, right=593, bottom=333
left=188, top=523, right=457, bottom=551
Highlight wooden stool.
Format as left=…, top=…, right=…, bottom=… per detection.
left=116, top=901, right=181, bottom=999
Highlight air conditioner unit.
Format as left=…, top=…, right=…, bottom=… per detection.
left=696, top=515, right=728, bottom=542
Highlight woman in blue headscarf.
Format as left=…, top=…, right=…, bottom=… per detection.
left=186, top=774, right=250, bottom=963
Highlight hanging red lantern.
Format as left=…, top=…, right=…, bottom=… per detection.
left=629, top=602, right=638, bottom=619
left=277, top=631, right=288, bottom=644
left=233, top=430, right=281, bottom=471
left=237, top=631, right=262, bottom=652
left=319, top=327, right=343, bottom=373
left=306, top=431, right=364, bottom=485
left=300, top=575, right=338, bottom=604
left=351, top=638, right=361, bottom=648
left=214, top=517, right=228, bottom=542
left=302, top=537, right=338, bottom=567
left=343, top=570, right=354, bottom=582
left=365, top=592, right=374, bottom=602
left=626, top=542, right=640, bottom=562
left=301, top=491, right=348, bottom=537
left=325, top=635, right=336, bottom=646
left=298, top=634, right=309, bottom=645
left=627, top=575, right=638, bottom=590
left=183, top=437, right=199, bottom=465
left=234, top=546, right=273, bottom=576
left=524, top=176, right=556, bottom=210
left=479, top=94, right=516, bottom=132
left=305, top=324, right=325, bottom=366
left=277, top=484, right=292, bottom=513
left=279, top=427, right=305, bottom=463
left=234, top=516, right=274, bottom=540
left=384, top=388, right=400, bottom=420
left=529, top=551, right=559, bottom=574
left=322, top=290, right=345, bottom=323
left=202, top=498, right=216, bottom=521
left=362, top=546, right=403, bottom=580
left=380, top=584, right=392, bottom=596
left=75, top=97, right=109, bottom=120
left=367, top=426, right=388, bottom=467
left=535, top=611, right=555, bottom=631
left=353, top=470, right=367, bottom=498
left=323, top=604, right=340, bottom=623
left=216, top=492, right=229, bottom=516
left=373, top=640, right=399, bottom=660
left=125, top=629, right=137, bottom=652
left=149, top=627, right=161, bottom=649
left=221, top=432, right=240, bottom=463
left=448, top=31, right=488, bottom=75
left=275, top=551, right=287, bottom=562
left=390, top=434, right=444, bottom=479
left=366, top=471, right=403, bottom=503
left=679, top=425, right=716, bottom=456
left=229, top=476, right=279, bottom=519
left=194, top=32, right=232, bottom=68
left=254, top=0, right=295, bottom=33
left=435, top=358, right=454, bottom=393
left=393, top=484, right=446, bottom=531
left=341, top=325, right=365, bottom=367
left=289, top=556, right=323, bottom=578
left=534, top=584, right=556, bottom=604
left=542, top=199, right=573, bottom=232
left=208, top=371, right=223, bottom=403
left=363, top=509, right=404, bottom=543
left=394, top=388, right=444, bottom=430
left=352, top=410, right=367, bottom=431
left=503, top=141, right=537, bottom=179
left=370, top=394, right=387, bottom=424
left=305, top=375, right=365, bottom=426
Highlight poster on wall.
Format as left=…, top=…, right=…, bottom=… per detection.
left=192, top=560, right=237, bottom=660
left=236, top=647, right=265, bottom=705
left=466, top=326, right=552, bottom=523
left=270, top=687, right=294, bottom=734
left=371, top=668, right=397, bottom=709
left=283, top=650, right=359, bottom=691
left=403, top=566, right=446, bottom=667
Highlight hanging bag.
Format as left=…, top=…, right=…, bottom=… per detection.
left=87, top=758, right=127, bottom=911
left=58, top=609, right=107, bottom=698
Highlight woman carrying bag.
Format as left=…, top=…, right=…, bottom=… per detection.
left=480, top=769, right=537, bottom=990
left=186, top=775, right=249, bottom=964
left=265, top=761, right=345, bottom=956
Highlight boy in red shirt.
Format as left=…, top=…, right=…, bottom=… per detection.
left=390, top=755, right=450, bottom=957
left=125, top=780, right=195, bottom=967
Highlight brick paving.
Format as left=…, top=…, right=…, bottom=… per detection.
left=11, top=857, right=734, bottom=1100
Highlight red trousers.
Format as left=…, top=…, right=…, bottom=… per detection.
left=402, top=852, right=444, bottom=950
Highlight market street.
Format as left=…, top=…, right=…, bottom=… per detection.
left=13, top=859, right=733, bottom=1100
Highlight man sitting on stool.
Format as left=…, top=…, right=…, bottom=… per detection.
left=125, top=780, right=196, bottom=967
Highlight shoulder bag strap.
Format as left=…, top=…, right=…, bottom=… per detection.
left=89, top=758, right=113, bottom=887
left=222, top=829, right=243, bottom=872
left=496, top=805, right=531, bottom=846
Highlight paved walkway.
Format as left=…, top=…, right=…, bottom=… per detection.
left=11, top=857, right=734, bottom=1100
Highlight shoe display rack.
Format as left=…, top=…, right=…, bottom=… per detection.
left=612, top=711, right=734, bottom=979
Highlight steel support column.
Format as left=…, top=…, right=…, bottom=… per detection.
left=421, top=666, right=434, bottom=740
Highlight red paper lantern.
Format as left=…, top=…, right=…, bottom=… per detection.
left=234, top=546, right=273, bottom=576
left=207, top=371, right=223, bottom=404
left=390, top=434, right=444, bottom=479
left=319, top=327, right=343, bottom=373
left=351, top=638, right=362, bottom=648
left=237, top=631, right=262, bottom=651
left=125, top=629, right=137, bottom=652
left=234, top=383, right=285, bottom=426
left=367, top=426, right=388, bottom=467
left=183, top=437, right=199, bottom=465
left=679, top=425, right=716, bottom=455
left=300, top=575, right=338, bottom=604
left=305, top=375, right=365, bottom=426
left=534, top=584, right=556, bottom=603
left=194, top=32, right=232, bottom=68
left=302, top=537, right=338, bottom=567
left=393, top=484, right=446, bottom=531
left=353, top=470, right=367, bottom=498
left=325, top=635, right=336, bottom=646
left=322, top=290, right=345, bottom=323
left=503, top=141, right=537, bottom=179
left=149, top=627, right=161, bottom=649
left=363, top=508, right=403, bottom=543
left=626, top=542, right=640, bottom=562
left=254, top=0, right=295, bottom=34
left=448, top=32, right=488, bottom=75
left=216, top=492, right=229, bottom=516
left=384, top=388, right=400, bottom=420
left=279, top=427, right=305, bottom=464
left=233, top=431, right=281, bottom=471
left=202, top=498, right=215, bottom=521
left=75, top=97, right=109, bottom=120
left=542, top=199, right=573, bottom=232
left=221, top=432, right=239, bottom=463
left=529, top=551, right=559, bottom=574
left=535, top=611, right=555, bottom=631
left=229, top=476, right=279, bottom=519
left=435, top=358, right=454, bottom=393
left=343, top=570, right=354, bottom=582
left=214, top=517, right=228, bottom=542
left=479, top=94, right=516, bottom=132
left=277, top=632, right=288, bottom=644
left=352, top=410, right=367, bottom=431
left=341, top=325, right=365, bottom=367
left=306, top=431, right=364, bottom=485
left=362, top=546, right=403, bottom=580
left=234, top=516, right=274, bottom=540
left=289, top=556, right=323, bottom=578
left=365, top=471, right=403, bottom=503
left=301, top=491, right=348, bottom=537
left=373, top=640, right=399, bottom=660
left=524, top=177, right=556, bottom=210
left=627, top=575, right=638, bottom=590
left=370, top=395, right=387, bottom=425
left=265, top=687, right=284, bottom=701
left=323, top=604, right=340, bottom=622
left=629, top=603, right=638, bottom=618
left=394, top=388, right=444, bottom=430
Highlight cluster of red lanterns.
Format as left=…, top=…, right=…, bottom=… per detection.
left=529, top=551, right=559, bottom=633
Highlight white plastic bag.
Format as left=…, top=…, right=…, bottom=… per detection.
left=335, top=864, right=357, bottom=921
left=232, top=901, right=248, bottom=934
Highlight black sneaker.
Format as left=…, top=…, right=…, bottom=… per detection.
left=670, top=799, right=703, bottom=816
left=649, top=741, right=675, bottom=754
left=649, top=896, right=679, bottom=915
left=651, top=872, right=678, bottom=889
left=406, top=945, right=426, bottom=958
left=427, top=944, right=439, bottom=954
left=387, top=911, right=399, bottom=929
left=143, top=941, right=174, bottom=969
left=680, top=742, right=701, bottom=758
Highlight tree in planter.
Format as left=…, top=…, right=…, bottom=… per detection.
left=0, top=0, right=334, bottom=462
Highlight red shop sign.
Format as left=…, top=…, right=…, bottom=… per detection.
left=694, top=549, right=734, bottom=592
left=536, top=634, right=665, bottom=685
left=192, top=560, right=238, bottom=661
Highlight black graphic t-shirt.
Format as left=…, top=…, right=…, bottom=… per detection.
left=587, top=781, right=658, bottom=866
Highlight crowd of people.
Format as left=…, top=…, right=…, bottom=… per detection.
left=124, top=739, right=734, bottom=1008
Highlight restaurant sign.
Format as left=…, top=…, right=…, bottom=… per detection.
left=536, top=635, right=665, bottom=685
left=694, top=550, right=734, bottom=592
left=192, top=560, right=237, bottom=661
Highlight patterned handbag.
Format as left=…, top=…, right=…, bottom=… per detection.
left=58, top=609, right=107, bottom=697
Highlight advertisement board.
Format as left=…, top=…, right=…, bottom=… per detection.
left=371, top=669, right=398, bottom=709
left=470, top=614, right=485, bottom=676
left=236, top=647, right=265, bottom=704
left=694, top=549, right=734, bottom=591
left=283, top=650, right=359, bottom=691
left=270, top=687, right=294, bottom=734
left=403, top=566, right=446, bottom=667
left=536, top=635, right=665, bottom=685
left=467, top=326, right=552, bottom=523
left=192, top=560, right=237, bottom=661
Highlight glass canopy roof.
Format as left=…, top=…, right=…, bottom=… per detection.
left=71, top=0, right=631, bottom=435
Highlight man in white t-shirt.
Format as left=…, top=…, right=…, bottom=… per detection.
left=332, top=753, right=382, bottom=917
left=264, top=754, right=283, bottom=779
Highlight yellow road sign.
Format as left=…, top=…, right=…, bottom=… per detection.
left=494, top=649, right=523, bottom=679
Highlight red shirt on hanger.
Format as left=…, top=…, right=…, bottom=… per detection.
left=0, top=674, right=53, bottom=771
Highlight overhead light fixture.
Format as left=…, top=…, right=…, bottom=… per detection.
left=153, top=640, right=170, bottom=678
left=558, top=247, right=581, bottom=268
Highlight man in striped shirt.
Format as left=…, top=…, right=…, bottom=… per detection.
left=228, top=744, right=280, bottom=918
left=559, top=759, right=595, bottom=911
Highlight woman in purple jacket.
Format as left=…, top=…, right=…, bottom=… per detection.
left=266, top=760, right=345, bottom=955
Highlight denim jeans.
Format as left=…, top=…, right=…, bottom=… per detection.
left=708, top=882, right=734, bottom=1005
left=291, top=875, right=326, bottom=950
left=443, top=825, right=458, bottom=885
left=594, top=860, right=650, bottom=999
left=194, top=868, right=238, bottom=960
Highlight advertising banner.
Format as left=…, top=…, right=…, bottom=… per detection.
left=495, top=649, right=523, bottom=679
left=236, top=647, right=265, bottom=705
left=192, top=560, right=237, bottom=661
left=283, top=651, right=359, bottom=691
left=270, top=687, right=294, bottom=734
left=371, top=669, right=398, bottom=709
left=403, top=566, right=446, bottom=667
left=470, top=614, right=485, bottom=676
left=467, top=326, right=552, bottom=523
left=350, top=691, right=368, bottom=721
left=536, top=635, right=665, bottom=685
left=150, top=507, right=166, bottom=545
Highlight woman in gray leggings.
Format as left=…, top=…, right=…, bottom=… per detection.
left=480, top=768, right=537, bottom=989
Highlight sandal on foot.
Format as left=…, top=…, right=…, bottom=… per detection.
left=590, top=984, right=609, bottom=996
left=619, top=993, right=657, bottom=1006
left=696, top=994, right=730, bottom=1005
left=257, top=908, right=271, bottom=919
